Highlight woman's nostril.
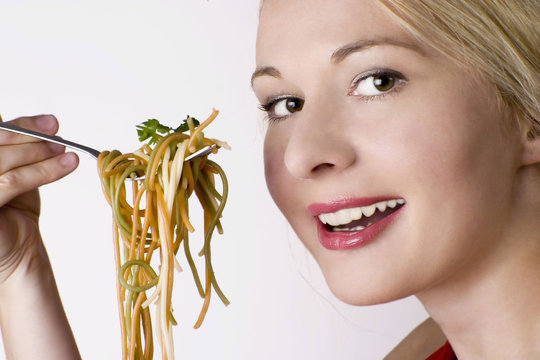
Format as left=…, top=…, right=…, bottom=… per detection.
left=311, top=162, right=336, bottom=174
left=284, top=141, right=356, bottom=179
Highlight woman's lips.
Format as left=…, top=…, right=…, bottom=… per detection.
left=308, top=197, right=405, bottom=250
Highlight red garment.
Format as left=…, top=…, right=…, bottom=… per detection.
left=426, top=341, right=457, bottom=360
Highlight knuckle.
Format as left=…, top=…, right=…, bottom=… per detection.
left=35, top=163, right=54, bottom=181
left=0, top=172, right=19, bottom=187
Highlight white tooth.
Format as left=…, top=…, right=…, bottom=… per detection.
left=325, top=212, right=340, bottom=226
left=361, top=204, right=376, bottom=217
left=351, top=207, right=363, bottom=221
left=397, top=199, right=405, bottom=205
left=335, top=208, right=353, bottom=225
left=387, top=199, right=397, bottom=208
left=319, top=206, right=367, bottom=227
left=332, top=225, right=365, bottom=232
left=375, top=201, right=387, bottom=212
left=351, top=225, right=365, bottom=231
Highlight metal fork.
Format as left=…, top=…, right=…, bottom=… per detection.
left=0, top=122, right=218, bottom=175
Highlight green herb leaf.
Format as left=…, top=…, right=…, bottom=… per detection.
left=174, top=116, right=200, bottom=133
left=136, top=116, right=200, bottom=145
left=137, top=119, right=171, bottom=145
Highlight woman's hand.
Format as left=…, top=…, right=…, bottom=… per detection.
left=0, top=114, right=78, bottom=283
left=0, top=114, right=81, bottom=360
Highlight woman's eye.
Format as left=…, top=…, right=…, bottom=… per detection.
left=349, top=71, right=404, bottom=98
left=259, top=96, right=304, bottom=120
left=274, top=97, right=303, bottom=116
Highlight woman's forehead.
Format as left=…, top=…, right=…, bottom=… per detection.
left=256, top=0, right=425, bottom=64
left=258, top=0, right=401, bottom=33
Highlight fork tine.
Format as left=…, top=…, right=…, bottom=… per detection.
left=184, top=144, right=219, bottom=162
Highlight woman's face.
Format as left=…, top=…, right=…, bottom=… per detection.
left=252, top=0, right=523, bottom=305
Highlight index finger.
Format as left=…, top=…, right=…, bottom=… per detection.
left=0, top=114, right=60, bottom=145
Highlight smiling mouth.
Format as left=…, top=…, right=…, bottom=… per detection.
left=318, top=199, right=405, bottom=232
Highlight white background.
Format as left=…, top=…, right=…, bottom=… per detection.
left=0, top=1, right=428, bottom=359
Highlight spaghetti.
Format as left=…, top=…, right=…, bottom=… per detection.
left=97, top=109, right=229, bottom=360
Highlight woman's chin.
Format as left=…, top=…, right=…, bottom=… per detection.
left=322, top=270, right=411, bottom=307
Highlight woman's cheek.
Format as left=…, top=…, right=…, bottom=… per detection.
left=264, top=134, right=313, bottom=242
left=264, top=135, right=286, bottom=205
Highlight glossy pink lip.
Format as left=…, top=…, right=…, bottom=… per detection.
left=308, top=197, right=405, bottom=250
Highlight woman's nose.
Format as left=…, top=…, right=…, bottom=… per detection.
left=283, top=107, right=356, bottom=179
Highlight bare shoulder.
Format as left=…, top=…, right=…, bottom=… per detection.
left=384, top=318, right=447, bottom=360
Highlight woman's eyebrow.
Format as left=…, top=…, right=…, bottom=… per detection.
left=331, top=38, right=427, bottom=63
left=251, top=66, right=281, bottom=86
left=251, top=39, right=425, bottom=86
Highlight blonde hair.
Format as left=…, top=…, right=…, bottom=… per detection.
left=376, top=0, right=540, bottom=136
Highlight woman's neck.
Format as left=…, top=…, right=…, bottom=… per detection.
left=416, top=230, right=540, bottom=359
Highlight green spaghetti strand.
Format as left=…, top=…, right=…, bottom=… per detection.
left=176, top=192, right=205, bottom=297
left=200, top=169, right=223, bottom=202
left=198, top=170, right=224, bottom=234
left=201, top=160, right=229, bottom=306
left=99, top=150, right=121, bottom=198
left=118, top=260, right=160, bottom=293
left=113, top=165, right=147, bottom=238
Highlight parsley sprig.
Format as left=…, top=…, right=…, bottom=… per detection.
left=136, top=116, right=200, bottom=145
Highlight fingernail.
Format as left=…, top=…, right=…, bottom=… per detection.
left=37, top=116, right=56, bottom=131
left=60, top=152, right=78, bottom=167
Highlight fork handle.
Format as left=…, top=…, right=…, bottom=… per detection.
left=0, top=122, right=101, bottom=159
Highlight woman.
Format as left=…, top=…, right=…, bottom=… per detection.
left=252, top=0, right=539, bottom=359
left=0, top=1, right=538, bottom=359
